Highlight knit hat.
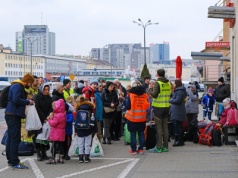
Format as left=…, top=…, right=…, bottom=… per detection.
left=218, top=77, right=224, bottom=83
left=223, top=98, right=230, bottom=104
left=207, top=87, right=213, bottom=93
left=79, top=80, right=84, bottom=84
left=90, top=78, right=98, bottom=85
left=22, top=73, right=34, bottom=83
left=63, top=79, right=71, bottom=86
left=54, top=82, right=63, bottom=91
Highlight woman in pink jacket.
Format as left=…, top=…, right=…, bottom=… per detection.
left=46, top=99, right=66, bottom=164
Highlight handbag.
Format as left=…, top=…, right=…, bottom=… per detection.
left=25, top=105, right=42, bottom=131
left=104, top=106, right=115, bottom=113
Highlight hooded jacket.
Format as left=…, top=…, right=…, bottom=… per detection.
left=185, top=85, right=199, bottom=114
left=5, top=79, right=30, bottom=118
left=48, top=99, right=66, bottom=142
left=169, top=86, right=187, bottom=122
left=214, top=83, right=230, bottom=102
left=34, top=83, right=52, bottom=124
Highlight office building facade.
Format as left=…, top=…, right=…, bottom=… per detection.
left=150, top=42, right=170, bottom=64
left=16, top=25, right=55, bottom=56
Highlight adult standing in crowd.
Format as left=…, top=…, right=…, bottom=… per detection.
left=74, top=80, right=85, bottom=95
left=148, top=69, right=171, bottom=153
left=94, top=83, right=103, bottom=141
left=102, top=81, right=119, bottom=144
left=169, top=79, right=187, bottom=147
left=5, top=73, right=35, bottom=169
left=25, top=75, right=39, bottom=99
left=185, top=84, right=199, bottom=141
left=142, top=76, right=150, bottom=90
left=125, top=81, right=149, bottom=154
left=34, top=83, right=52, bottom=161
left=38, top=77, right=44, bottom=87
left=52, top=82, right=65, bottom=102
left=63, top=79, right=74, bottom=101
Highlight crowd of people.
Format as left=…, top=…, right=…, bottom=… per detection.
left=4, top=71, right=231, bottom=169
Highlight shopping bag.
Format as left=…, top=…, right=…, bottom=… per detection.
left=41, top=122, right=50, bottom=140
left=68, top=136, right=79, bottom=157
left=25, top=105, right=42, bottom=131
left=90, top=134, right=104, bottom=157
left=36, top=133, right=49, bottom=145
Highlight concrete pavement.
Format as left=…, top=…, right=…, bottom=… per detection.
left=0, top=107, right=238, bottom=178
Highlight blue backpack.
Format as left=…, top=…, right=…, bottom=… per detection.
left=75, top=110, right=91, bottom=129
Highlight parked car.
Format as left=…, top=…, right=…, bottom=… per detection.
left=198, top=84, right=204, bottom=92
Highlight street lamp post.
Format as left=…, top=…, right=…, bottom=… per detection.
left=133, top=19, right=159, bottom=64
left=26, top=37, right=38, bottom=74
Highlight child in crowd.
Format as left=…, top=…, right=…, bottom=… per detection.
left=47, top=99, right=66, bottom=164
left=201, top=87, right=216, bottom=120
left=64, top=96, right=75, bottom=160
left=75, top=95, right=96, bottom=163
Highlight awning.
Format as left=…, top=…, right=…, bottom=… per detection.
left=191, top=52, right=224, bottom=60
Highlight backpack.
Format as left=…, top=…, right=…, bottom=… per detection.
left=75, top=110, right=91, bottom=129
left=0, top=85, right=11, bottom=108
left=198, top=123, right=216, bottom=146
left=230, top=100, right=237, bottom=109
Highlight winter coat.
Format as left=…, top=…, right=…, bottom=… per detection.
left=102, top=88, right=119, bottom=119
left=169, top=86, right=187, bottom=122
left=125, top=86, right=147, bottom=132
left=185, top=86, right=199, bottom=114
left=74, top=83, right=84, bottom=95
left=48, top=99, right=66, bottom=142
left=214, top=83, right=230, bottom=102
left=34, top=83, right=53, bottom=124
left=219, top=107, right=231, bottom=125
left=52, top=89, right=65, bottom=102
left=5, top=80, right=30, bottom=118
left=65, top=112, right=74, bottom=135
left=201, top=94, right=215, bottom=112
left=94, top=90, right=103, bottom=121
left=82, top=86, right=95, bottom=103
left=148, top=77, right=170, bottom=99
left=75, top=100, right=97, bottom=137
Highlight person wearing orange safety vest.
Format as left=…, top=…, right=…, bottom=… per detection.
left=125, top=81, right=149, bottom=155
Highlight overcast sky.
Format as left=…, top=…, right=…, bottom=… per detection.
left=1, top=0, right=223, bottom=59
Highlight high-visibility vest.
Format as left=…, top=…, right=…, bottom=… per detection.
left=63, top=88, right=74, bottom=100
left=152, top=81, right=171, bottom=108
left=125, top=93, right=149, bottom=122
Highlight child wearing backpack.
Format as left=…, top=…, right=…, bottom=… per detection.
left=201, top=87, right=215, bottom=120
left=75, top=95, right=96, bottom=163
left=46, top=99, right=66, bottom=164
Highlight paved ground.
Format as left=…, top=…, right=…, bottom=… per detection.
left=0, top=105, right=238, bottom=178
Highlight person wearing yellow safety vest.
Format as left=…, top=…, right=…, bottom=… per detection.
left=125, top=81, right=149, bottom=155
left=63, top=79, right=74, bottom=101
left=148, top=69, right=172, bottom=153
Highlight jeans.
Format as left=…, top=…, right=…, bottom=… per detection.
left=5, top=114, right=21, bottom=166
left=103, top=118, right=113, bottom=138
left=78, top=134, right=92, bottom=155
left=203, top=111, right=212, bottom=120
left=130, top=131, right=144, bottom=151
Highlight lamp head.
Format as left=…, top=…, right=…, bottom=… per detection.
left=138, top=18, right=141, bottom=21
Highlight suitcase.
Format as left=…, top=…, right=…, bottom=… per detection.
left=145, top=125, right=156, bottom=150
left=123, top=124, right=138, bottom=145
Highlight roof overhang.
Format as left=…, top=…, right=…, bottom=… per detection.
left=208, top=6, right=235, bottom=19
left=191, top=52, right=223, bottom=60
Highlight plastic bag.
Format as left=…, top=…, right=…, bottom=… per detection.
left=25, top=105, right=42, bottom=131
left=68, top=136, right=79, bottom=157
left=90, top=134, right=104, bottom=157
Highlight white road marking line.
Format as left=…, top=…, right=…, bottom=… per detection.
left=117, top=158, right=140, bottom=178
left=70, top=157, right=133, bottom=160
left=57, top=159, right=134, bottom=178
left=0, top=158, right=28, bottom=173
left=28, top=158, right=45, bottom=178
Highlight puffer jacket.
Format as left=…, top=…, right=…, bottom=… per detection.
left=214, top=83, right=230, bottom=102
left=169, top=86, right=187, bottom=122
left=185, top=85, right=199, bottom=114
left=48, top=99, right=66, bottom=142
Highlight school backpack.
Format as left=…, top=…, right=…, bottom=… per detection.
left=198, top=122, right=218, bottom=146
left=75, top=110, right=92, bottom=129
left=0, top=85, right=11, bottom=108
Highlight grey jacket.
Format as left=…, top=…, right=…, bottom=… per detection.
left=169, top=86, right=186, bottom=122
left=185, top=86, right=199, bottom=114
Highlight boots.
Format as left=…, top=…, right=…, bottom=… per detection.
left=79, top=155, right=84, bottom=163
left=36, top=149, right=43, bottom=161
left=172, top=136, right=178, bottom=147
left=65, top=154, right=71, bottom=160
left=107, top=138, right=111, bottom=145
left=102, top=137, right=106, bottom=144
left=84, top=154, right=91, bottom=163
left=173, top=136, right=185, bottom=147
left=46, top=156, right=56, bottom=164
left=57, top=155, right=64, bottom=164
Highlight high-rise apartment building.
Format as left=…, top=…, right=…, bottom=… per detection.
left=150, top=42, right=170, bottom=64
left=16, top=25, right=55, bottom=55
